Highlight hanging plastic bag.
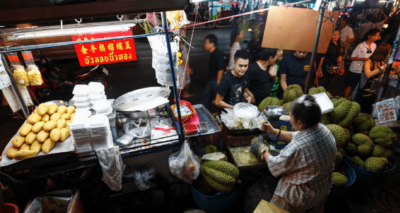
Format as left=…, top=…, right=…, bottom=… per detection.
left=125, top=164, right=156, bottom=191
left=27, top=65, right=43, bottom=86
left=168, top=141, right=200, bottom=184
left=166, top=10, right=190, bottom=30
left=13, top=65, right=29, bottom=86
left=146, top=12, right=161, bottom=27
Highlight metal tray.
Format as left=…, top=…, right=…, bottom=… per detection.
left=185, top=104, right=221, bottom=137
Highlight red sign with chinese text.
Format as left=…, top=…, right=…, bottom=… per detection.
left=72, top=31, right=137, bottom=67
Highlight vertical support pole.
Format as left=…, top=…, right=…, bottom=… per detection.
left=1, top=54, right=29, bottom=118
left=161, top=12, right=185, bottom=140
left=304, top=2, right=326, bottom=94
left=375, top=22, right=400, bottom=102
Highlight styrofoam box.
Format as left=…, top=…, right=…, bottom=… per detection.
left=73, top=85, right=89, bottom=96
left=88, top=82, right=105, bottom=94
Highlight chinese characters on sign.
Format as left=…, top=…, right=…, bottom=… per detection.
left=72, top=31, right=137, bottom=67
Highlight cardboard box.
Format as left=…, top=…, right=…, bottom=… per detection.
left=253, top=200, right=289, bottom=213
left=24, top=190, right=84, bottom=213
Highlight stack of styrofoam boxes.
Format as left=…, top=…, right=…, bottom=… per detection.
left=71, top=85, right=90, bottom=109
left=89, top=114, right=113, bottom=150
left=69, top=112, right=91, bottom=153
left=70, top=113, right=113, bottom=153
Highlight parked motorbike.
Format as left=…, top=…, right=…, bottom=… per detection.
left=32, top=51, right=110, bottom=98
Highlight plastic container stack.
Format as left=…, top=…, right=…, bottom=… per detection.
left=70, top=116, right=92, bottom=152
left=72, top=85, right=90, bottom=109
left=89, top=114, right=113, bottom=151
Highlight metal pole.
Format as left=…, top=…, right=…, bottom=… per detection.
left=161, top=12, right=185, bottom=140
left=1, top=54, right=30, bottom=118
left=375, top=22, right=400, bottom=102
left=304, top=2, right=326, bottom=94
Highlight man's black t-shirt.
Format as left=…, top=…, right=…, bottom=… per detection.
left=246, top=62, right=272, bottom=106
left=278, top=53, right=310, bottom=89
left=217, top=71, right=248, bottom=106
left=209, top=48, right=225, bottom=80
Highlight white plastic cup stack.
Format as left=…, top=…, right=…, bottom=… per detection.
left=72, top=85, right=90, bottom=109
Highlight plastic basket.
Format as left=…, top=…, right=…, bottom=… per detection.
left=171, top=101, right=196, bottom=123
left=191, top=186, right=238, bottom=213
left=344, top=155, right=395, bottom=187
left=0, top=202, right=19, bottom=213
left=326, top=160, right=356, bottom=204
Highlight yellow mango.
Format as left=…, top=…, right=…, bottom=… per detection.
left=60, top=128, right=70, bottom=142
left=67, top=106, right=76, bottom=114
left=7, top=146, right=19, bottom=159
left=20, top=143, right=30, bottom=151
left=56, top=119, right=66, bottom=129
left=37, top=130, right=49, bottom=142
left=32, top=121, right=45, bottom=133
left=70, top=113, right=75, bottom=121
left=43, top=120, right=56, bottom=131
left=50, top=113, right=61, bottom=121
left=42, top=138, right=55, bottom=154
left=31, top=141, right=41, bottom=154
left=61, top=113, right=71, bottom=120
left=41, top=114, right=50, bottom=122
left=50, top=128, right=61, bottom=142
left=48, top=103, right=58, bottom=115
left=12, top=135, right=25, bottom=148
left=37, top=103, right=49, bottom=115
left=25, top=132, right=37, bottom=144
left=19, top=123, right=32, bottom=136
left=14, top=150, right=37, bottom=160
left=57, top=106, right=67, bottom=115
left=27, top=113, right=42, bottom=125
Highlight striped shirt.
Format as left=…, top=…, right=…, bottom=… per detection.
left=267, top=123, right=337, bottom=209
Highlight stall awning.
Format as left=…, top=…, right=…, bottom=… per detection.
left=0, top=0, right=186, bottom=25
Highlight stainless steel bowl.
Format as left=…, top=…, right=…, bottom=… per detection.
left=113, top=87, right=170, bottom=120
left=46, top=100, right=66, bottom=106
left=263, top=106, right=289, bottom=121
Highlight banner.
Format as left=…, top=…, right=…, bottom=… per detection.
left=72, top=31, right=137, bottom=67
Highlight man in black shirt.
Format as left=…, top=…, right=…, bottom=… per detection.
left=247, top=48, right=277, bottom=106
left=202, top=34, right=225, bottom=110
left=216, top=49, right=252, bottom=109
left=278, top=51, right=310, bottom=98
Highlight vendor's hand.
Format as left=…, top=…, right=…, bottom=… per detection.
left=340, top=42, right=346, bottom=47
left=337, top=56, right=342, bottom=63
left=250, top=139, right=270, bottom=160
left=245, top=96, right=252, bottom=103
left=261, top=122, right=274, bottom=134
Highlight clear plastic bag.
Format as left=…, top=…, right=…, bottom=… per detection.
left=146, top=12, right=161, bottom=27
left=166, top=10, right=190, bottom=30
left=27, top=65, right=43, bottom=86
left=12, top=65, right=29, bottom=86
left=168, top=141, right=200, bottom=184
left=124, top=164, right=156, bottom=191
left=116, top=133, right=135, bottom=146
left=234, top=103, right=259, bottom=120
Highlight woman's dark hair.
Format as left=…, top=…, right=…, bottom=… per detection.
left=362, top=28, right=380, bottom=42
left=259, top=48, right=277, bottom=61
left=370, top=43, right=391, bottom=61
left=334, top=28, right=341, bottom=33
left=205, top=34, right=218, bottom=47
left=230, top=27, right=242, bottom=47
left=234, top=49, right=250, bottom=61
left=291, top=95, right=321, bottom=128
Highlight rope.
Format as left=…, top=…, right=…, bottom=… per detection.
left=178, top=10, right=198, bottom=100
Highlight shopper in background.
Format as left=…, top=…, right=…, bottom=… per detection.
left=229, top=28, right=244, bottom=71
left=247, top=48, right=277, bottom=106
left=371, top=10, right=389, bottom=42
left=344, top=29, right=380, bottom=99
left=269, top=49, right=284, bottom=98
left=277, top=51, right=310, bottom=98
left=215, top=49, right=252, bottom=109
left=339, top=16, right=354, bottom=59
left=251, top=95, right=336, bottom=212
left=203, top=34, right=225, bottom=110
left=355, top=14, right=375, bottom=44
left=317, top=29, right=343, bottom=91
